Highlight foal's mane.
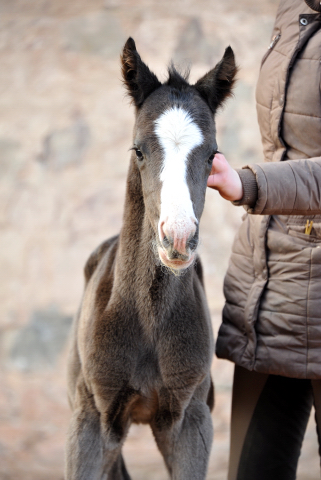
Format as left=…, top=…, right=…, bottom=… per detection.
left=166, top=64, right=191, bottom=90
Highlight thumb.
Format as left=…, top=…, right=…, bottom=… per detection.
left=207, top=173, right=218, bottom=188
left=207, top=153, right=226, bottom=188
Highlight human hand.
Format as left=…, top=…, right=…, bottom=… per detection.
left=207, top=153, right=243, bottom=202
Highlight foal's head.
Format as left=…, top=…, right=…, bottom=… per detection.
left=122, top=37, right=237, bottom=272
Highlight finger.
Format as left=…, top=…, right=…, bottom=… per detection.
left=215, top=152, right=226, bottom=161
left=209, top=156, right=224, bottom=176
left=207, top=174, right=219, bottom=189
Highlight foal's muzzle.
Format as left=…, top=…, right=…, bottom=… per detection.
left=158, top=227, right=199, bottom=270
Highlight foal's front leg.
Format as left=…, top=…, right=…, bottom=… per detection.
left=152, top=396, right=213, bottom=480
left=65, top=379, right=131, bottom=480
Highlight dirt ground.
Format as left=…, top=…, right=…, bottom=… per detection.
left=0, top=0, right=320, bottom=478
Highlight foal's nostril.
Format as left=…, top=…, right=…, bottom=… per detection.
left=162, top=235, right=171, bottom=249
left=187, top=227, right=199, bottom=252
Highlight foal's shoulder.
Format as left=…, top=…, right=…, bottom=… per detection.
left=84, top=235, right=119, bottom=284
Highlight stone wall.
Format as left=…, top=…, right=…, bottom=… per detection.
left=0, top=1, right=319, bottom=479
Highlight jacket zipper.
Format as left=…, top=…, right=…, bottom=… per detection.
left=260, top=33, right=281, bottom=68
left=269, top=33, right=281, bottom=50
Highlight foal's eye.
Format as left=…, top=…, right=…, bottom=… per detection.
left=135, top=149, right=143, bottom=160
left=208, top=153, right=215, bottom=164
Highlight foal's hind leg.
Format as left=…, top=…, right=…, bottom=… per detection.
left=65, top=379, right=131, bottom=480
left=152, top=397, right=213, bottom=480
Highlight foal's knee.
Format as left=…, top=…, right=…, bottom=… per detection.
left=185, top=400, right=213, bottom=450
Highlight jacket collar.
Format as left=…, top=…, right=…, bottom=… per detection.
left=305, top=0, right=321, bottom=12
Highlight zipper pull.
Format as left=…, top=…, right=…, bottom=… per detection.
left=305, top=220, right=313, bottom=235
left=269, top=33, right=281, bottom=50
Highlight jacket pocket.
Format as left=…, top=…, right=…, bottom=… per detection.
left=288, top=226, right=321, bottom=244
left=260, top=33, right=281, bottom=69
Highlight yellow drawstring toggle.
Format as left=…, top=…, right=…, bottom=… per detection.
left=305, top=220, right=313, bottom=235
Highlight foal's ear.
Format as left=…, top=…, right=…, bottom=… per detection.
left=121, top=37, right=162, bottom=108
left=194, top=47, right=237, bottom=113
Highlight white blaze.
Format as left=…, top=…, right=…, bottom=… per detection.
left=154, top=106, right=203, bottom=244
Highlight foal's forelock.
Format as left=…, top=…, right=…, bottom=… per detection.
left=154, top=106, right=204, bottom=256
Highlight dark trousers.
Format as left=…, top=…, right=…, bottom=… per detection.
left=228, top=365, right=321, bottom=480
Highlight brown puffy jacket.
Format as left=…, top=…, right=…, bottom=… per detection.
left=216, top=0, right=321, bottom=379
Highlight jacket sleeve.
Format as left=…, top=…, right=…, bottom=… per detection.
left=237, top=156, right=321, bottom=215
